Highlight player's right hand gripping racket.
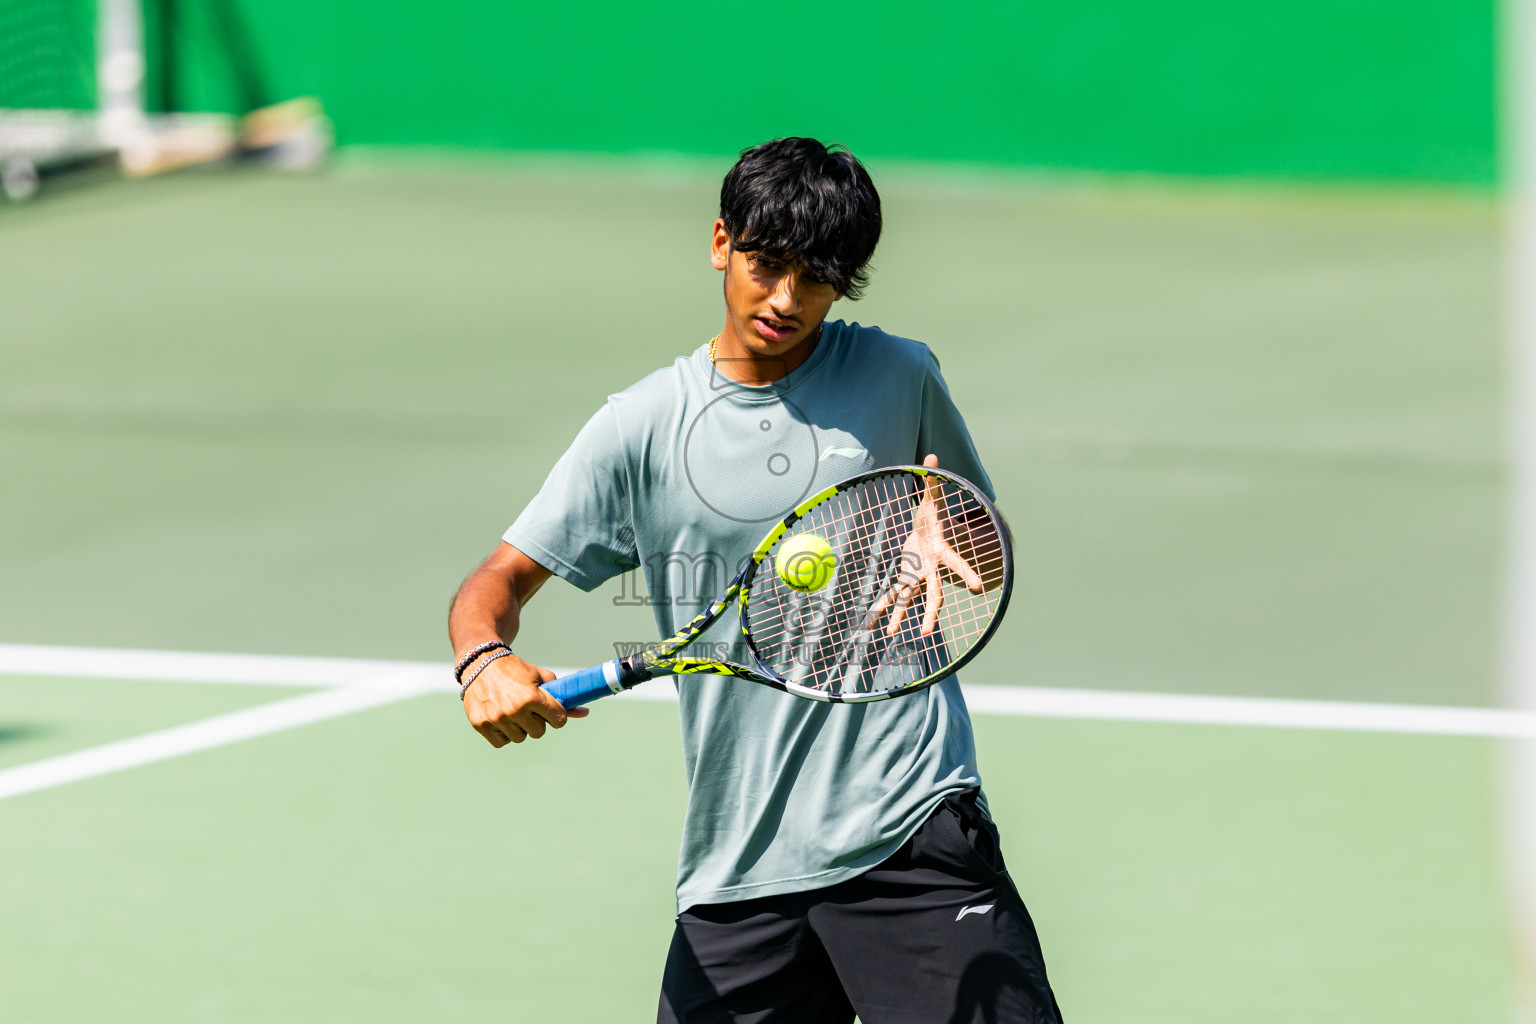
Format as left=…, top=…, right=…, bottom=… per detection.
left=543, top=465, right=1013, bottom=708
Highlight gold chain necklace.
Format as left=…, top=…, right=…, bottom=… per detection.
left=709, top=323, right=823, bottom=364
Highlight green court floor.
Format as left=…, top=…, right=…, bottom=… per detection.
left=0, top=677, right=1512, bottom=1022
left=0, top=675, right=303, bottom=771
left=0, top=157, right=1500, bottom=703
left=0, top=158, right=1515, bottom=1020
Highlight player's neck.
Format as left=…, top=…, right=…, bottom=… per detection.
left=712, top=321, right=824, bottom=385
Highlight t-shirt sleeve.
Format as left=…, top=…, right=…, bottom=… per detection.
left=915, top=350, right=996, bottom=500
left=503, top=402, right=640, bottom=592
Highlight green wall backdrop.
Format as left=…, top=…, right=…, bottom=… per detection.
left=162, top=0, right=1493, bottom=183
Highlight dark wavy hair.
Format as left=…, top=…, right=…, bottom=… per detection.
left=719, top=138, right=883, bottom=300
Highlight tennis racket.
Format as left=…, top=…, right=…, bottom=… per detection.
left=543, top=465, right=1013, bottom=708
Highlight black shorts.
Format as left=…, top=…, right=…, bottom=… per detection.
left=657, top=789, right=1063, bottom=1024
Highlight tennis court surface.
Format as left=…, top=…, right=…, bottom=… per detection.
left=0, top=159, right=1519, bottom=1020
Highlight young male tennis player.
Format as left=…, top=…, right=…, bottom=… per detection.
left=448, top=138, right=1063, bottom=1023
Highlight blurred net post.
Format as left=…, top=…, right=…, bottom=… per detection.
left=97, top=0, right=147, bottom=153
left=0, top=0, right=328, bottom=201
left=1507, top=0, right=1536, bottom=1013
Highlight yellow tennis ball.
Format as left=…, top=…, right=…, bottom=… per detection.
left=776, top=533, right=837, bottom=592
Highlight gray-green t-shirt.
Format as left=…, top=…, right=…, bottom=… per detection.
left=505, top=319, right=994, bottom=911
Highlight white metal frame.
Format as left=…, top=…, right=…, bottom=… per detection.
left=96, top=0, right=148, bottom=153
left=0, top=0, right=235, bottom=198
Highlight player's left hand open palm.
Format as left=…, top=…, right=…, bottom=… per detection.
left=866, top=454, right=985, bottom=636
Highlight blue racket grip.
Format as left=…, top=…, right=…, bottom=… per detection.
left=543, top=660, right=624, bottom=709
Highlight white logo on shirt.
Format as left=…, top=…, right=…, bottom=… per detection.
left=955, top=903, right=995, bottom=921
left=820, top=447, right=868, bottom=461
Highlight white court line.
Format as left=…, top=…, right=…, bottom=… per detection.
left=0, top=667, right=441, bottom=801
left=960, top=685, right=1536, bottom=739
left=0, top=643, right=429, bottom=687
left=3, top=643, right=1536, bottom=804
left=4, top=642, right=1536, bottom=736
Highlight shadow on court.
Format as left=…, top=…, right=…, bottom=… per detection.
left=0, top=723, right=49, bottom=746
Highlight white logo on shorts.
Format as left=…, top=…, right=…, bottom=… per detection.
left=955, top=903, right=995, bottom=922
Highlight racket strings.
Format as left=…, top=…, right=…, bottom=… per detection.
left=763, top=486, right=994, bottom=693
left=745, top=471, right=1007, bottom=697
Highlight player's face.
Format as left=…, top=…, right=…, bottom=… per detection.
left=711, top=218, right=840, bottom=357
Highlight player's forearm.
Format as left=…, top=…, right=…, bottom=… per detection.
left=447, top=543, right=553, bottom=658
left=451, top=545, right=571, bottom=746
left=448, top=569, right=523, bottom=655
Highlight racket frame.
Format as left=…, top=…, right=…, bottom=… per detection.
left=548, top=465, right=1014, bottom=707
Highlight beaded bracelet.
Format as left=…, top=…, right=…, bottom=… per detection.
left=460, top=648, right=513, bottom=699
left=454, top=640, right=509, bottom=684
